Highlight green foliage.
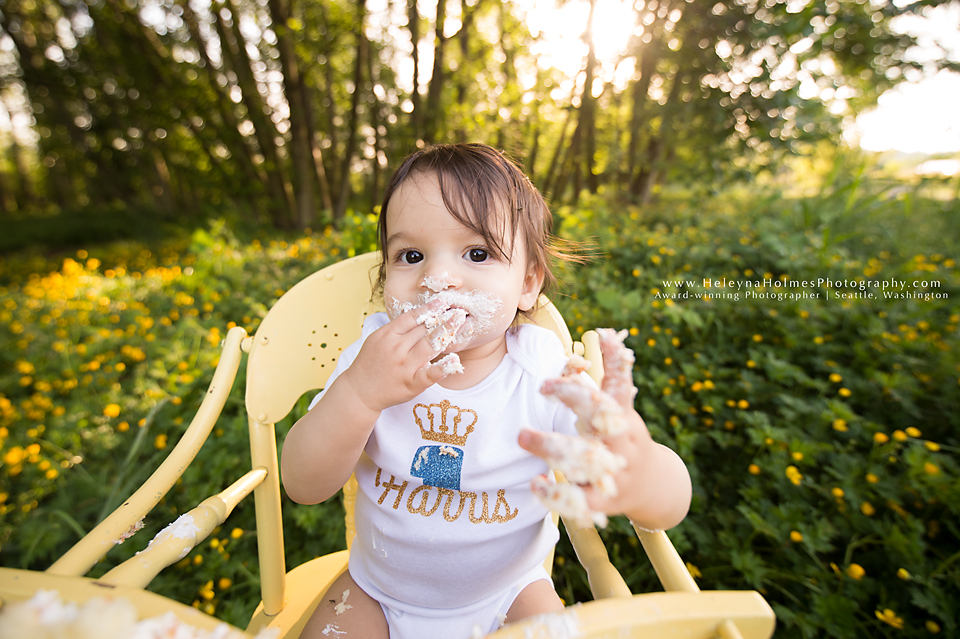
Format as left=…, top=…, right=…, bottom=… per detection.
left=548, top=177, right=959, bottom=638
left=0, top=175, right=957, bottom=637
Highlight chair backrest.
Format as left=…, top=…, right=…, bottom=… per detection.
left=243, top=252, right=580, bottom=614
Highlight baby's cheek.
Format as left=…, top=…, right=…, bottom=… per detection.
left=385, top=294, right=412, bottom=320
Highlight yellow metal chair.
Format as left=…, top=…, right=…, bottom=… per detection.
left=0, top=252, right=775, bottom=639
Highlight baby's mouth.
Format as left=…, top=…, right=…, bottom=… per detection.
left=387, top=289, right=503, bottom=351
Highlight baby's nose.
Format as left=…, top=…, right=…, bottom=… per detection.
left=421, top=271, right=459, bottom=293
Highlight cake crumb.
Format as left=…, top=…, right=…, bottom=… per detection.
left=435, top=353, right=465, bottom=375
left=114, top=517, right=145, bottom=544
left=334, top=589, right=353, bottom=615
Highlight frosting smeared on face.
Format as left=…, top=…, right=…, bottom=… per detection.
left=386, top=276, right=504, bottom=351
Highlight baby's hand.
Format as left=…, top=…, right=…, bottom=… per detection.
left=342, top=299, right=461, bottom=413
left=520, top=329, right=656, bottom=526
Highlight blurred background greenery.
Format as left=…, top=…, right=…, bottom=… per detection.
left=1, top=0, right=959, bottom=637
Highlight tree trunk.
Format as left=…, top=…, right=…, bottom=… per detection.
left=178, top=0, right=269, bottom=199
left=541, top=106, right=573, bottom=199
left=454, top=0, right=477, bottom=143
left=424, top=0, right=448, bottom=144
left=580, top=0, right=598, bottom=194
left=626, top=11, right=661, bottom=197
left=269, top=0, right=318, bottom=229
left=408, top=0, right=422, bottom=142
left=637, top=70, right=686, bottom=203
left=218, top=0, right=296, bottom=227
left=367, top=42, right=385, bottom=209
left=334, top=0, right=368, bottom=221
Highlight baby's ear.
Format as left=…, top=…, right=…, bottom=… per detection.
left=518, top=265, right=545, bottom=312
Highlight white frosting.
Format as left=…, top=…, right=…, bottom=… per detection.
left=539, top=432, right=625, bottom=497
left=532, top=329, right=638, bottom=527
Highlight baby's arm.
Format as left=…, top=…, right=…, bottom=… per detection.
left=519, top=329, right=692, bottom=531
left=281, top=301, right=452, bottom=505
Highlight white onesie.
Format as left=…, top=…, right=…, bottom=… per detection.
left=308, top=313, right=581, bottom=638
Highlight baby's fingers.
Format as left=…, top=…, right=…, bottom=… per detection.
left=520, top=430, right=624, bottom=496
left=596, top=328, right=638, bottom=408
left=540, top=376, right=628, bottom=437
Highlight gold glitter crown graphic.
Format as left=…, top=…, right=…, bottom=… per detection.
left=413, top=399, right=477, bottom=446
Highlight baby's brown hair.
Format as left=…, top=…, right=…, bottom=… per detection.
left=376, top=143, right=571, bottom=311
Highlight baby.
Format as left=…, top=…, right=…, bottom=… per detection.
left=280, top=143, right=692, bottom=639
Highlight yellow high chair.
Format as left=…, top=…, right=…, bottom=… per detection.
left=0, top=252, right=775, bottom=639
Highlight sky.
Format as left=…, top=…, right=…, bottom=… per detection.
left=847, top=2, right=960, bottom=156
left=516, top=0, right=960, bottom=157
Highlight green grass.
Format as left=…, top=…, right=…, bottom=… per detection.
left=1, top=169, right=957, bottom=637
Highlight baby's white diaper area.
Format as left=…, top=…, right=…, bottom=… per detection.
left=367, top=563, right=551, bottom=639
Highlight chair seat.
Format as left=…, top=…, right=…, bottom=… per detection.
left=246, top=551, right=349, bottom=638
left=0, top=566, right=232, bottom=633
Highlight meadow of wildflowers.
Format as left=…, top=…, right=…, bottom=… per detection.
left=1, top=175, right=957, bottom=637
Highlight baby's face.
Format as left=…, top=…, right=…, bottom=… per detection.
left=382, top=172, right=542, bottom=355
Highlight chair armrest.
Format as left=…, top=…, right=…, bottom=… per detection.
left=564, top=515, right=632, bottom=599
left=633, top=524, right=700, bottom=593
left=97, top=468, right=267, bottom=588
left=47, top=326, right=249, bottom=577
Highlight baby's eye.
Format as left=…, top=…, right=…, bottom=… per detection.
left=467, top=248, right=489, bottom=263
left=400, top=250, right=424, bottom=264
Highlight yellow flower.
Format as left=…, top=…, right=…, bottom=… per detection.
left=746, top=360, right=756, bottom=368
left=861, top=502, right=876, bottom=516
left=925, top=441, right=940, bottom=452
left=685, top=562, right=702, bottom=578
left=897, top=568, right=911, bottom=580
left=103, top=404, right=121, bottom=418
left=814, top=336, right=824, bottom=345
left=829, top=373, right=842, bottom=383
left=832, top=419, right=848, bottom=432
left=193, top=555, right=203, bottom=565
left=691, top=381, right=704, bottom=392
left=647, top=338, right=656, bottom=347
left=927, top=620, right=941, bottom=633
left=748, top=464, right=761, bottom=475
left=831, top=487, right=844, bottom=499
left=218, top=577, right=232, bottom=590
left=664, top=357, right=672, bottom=365
left=155, top=434, right=168, bottom=449
left=785, top=466, right=803, bottom=486
left=839, top=388, right=852, bottom=397
left=789, top=530, right=803, bottom=543
left=199, top=580, right=215, bottom=600
left=230, top=528, right=244, bottom=539
left=874, top=432, right=890, bottom=444
left=791, top=451, right=804, bottom=461
left=737, top=399, right=749, bottom=409
left=924, top=462, right=940, bottom=475
left=671, top=337, right=680, bottom=347
left=752, top=334, right=763, bottom=343
left=845, top=563, right=865, bottom=580
left=45, top=469, right=59, bottom=480
left=875, top=609, right=904, bottom=630
left=893, top=430, right=908, bottom=442
left=906, top=426, right=921, bottom=437
left=866, top=473, right=879, bottom=483
left=118, top=421, right=130, bottom=432
left=3, top=447, right=25, bottom=466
